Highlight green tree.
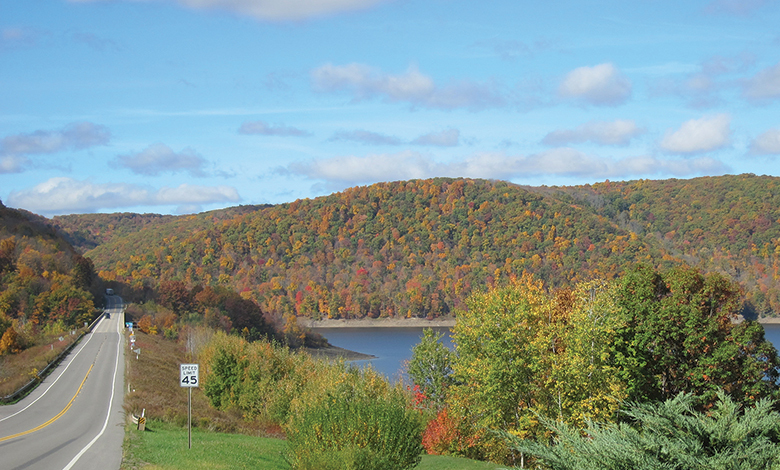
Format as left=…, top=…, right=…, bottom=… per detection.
left=503, top=391, right=780, bottom=470
left=613, top=265, right=780, bottom=406
left=449, top=275, right=627, bottom=463
left=408, top=328, right=454, bottom=410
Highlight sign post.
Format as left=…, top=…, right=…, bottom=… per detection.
left=179, top=364, right=199, bottom=449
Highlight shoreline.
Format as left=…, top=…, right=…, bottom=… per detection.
left=302, top=344, right=377, bottom=361
left=300, top=315, right=780, bottom=362
left=300, top=317, right=457, bottom=329
left=302, top=316, right=780, bottom=327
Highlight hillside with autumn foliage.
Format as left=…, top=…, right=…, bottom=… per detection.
left=0, top=201, right=100, bottom=355
left=49, top=175, right=780, bottom=322
left=550, top=174, right=780, bottom=315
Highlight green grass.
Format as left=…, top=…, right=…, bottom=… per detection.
left=122, top=420, right=502, bottom=470
left=418, top=454, right=501, bottom=469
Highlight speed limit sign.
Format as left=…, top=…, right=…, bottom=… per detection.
left=180, top=364, right=199, bottom=388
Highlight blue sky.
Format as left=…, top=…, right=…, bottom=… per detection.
left=1, top=0, right=780, bottom=216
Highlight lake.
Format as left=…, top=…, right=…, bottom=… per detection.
left=311, top=326, right=453, bottom=382
left=763, top=323, right=780, bottom=352
left=314, top=322, right=780, bottom=383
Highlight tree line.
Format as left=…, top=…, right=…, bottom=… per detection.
left=53, top=175, right=780, bottom=325
left=409, top=265, right=780, bottom=466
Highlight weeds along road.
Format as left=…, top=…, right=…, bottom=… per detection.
left=0, top=296, right=126, bottom=470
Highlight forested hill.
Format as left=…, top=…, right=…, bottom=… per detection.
left=50, top=175, right=780, bottom=319
left=52, top=204, right=268, bottom=252
left=549, top=174, right=780, bottom=315
left=0, top=201, right=99, bottom=343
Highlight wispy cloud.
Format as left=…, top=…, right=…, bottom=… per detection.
left=283, top=149, right=727, bottom=187
left=558, top=63, right=632, bottom=106
left=72, top=31, right=121, bottom=52
left=68, top=0, right=390, bottom=21
left=411, top=129, right=460, bottom=147
left=742, top=61, right=780, bottom=103
left=113, top=143, right=209, bottom=177
left=749, top=127, right=780, bottom=155
left=0, top=122, right=110, bottom=156
left=328, top=128, right=460, bottom=147
left=329, top=130, right=403, bottom=145
left=542, top=120, right=644, bottom=146
left=312, top=63, right=506, bottom=111
left=704, top=0, right=772, bottom=15
left=0, top=26, right=43, bottom=50
left=7, top=177, right=240, bottom=215
left=0, top=155, right=29, bottom=174
left=650, top=53, right=756, bottom=108
left=660, top=114, right=732, bottom=154
left=238, top=120, right=312, bottom=136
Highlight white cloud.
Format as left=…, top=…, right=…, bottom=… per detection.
left=7, top=177, right=240, bottom=215
left=284, top=149, right=727, bottom=187
left=558, top=63, right=632, bottom=106
left=68, top=0, right=389, bottom=21
left=0, top=122, right=110, bottom=156
left=155, top=184, right=240, bottom=203
left=743, top=62, right=780, bottom=103
left=311, top=63, right=506, bottom=111
left=113, top=143, right=208, bottom=177
left=542, top=120, right=644, bottom=146
left=412, top=129, right=460, bottom=147
left=660, top=114, right=732, bottom=154
left=329, top=130, right=403, bottom=145
left=0, top=155, right=29, bottom=174
left=238, top=120, right=311, bottom=136
left=749, top=128, right=780, bottom=155
left=286, top=151, right=435, bottom=184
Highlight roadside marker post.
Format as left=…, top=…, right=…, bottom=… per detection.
left=180, top=364, right=199, bottom=449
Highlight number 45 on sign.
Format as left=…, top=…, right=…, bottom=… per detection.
left=180, top=364, right=199, bottom=387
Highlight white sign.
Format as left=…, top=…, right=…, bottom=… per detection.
left=180, top=364, right=199, bottom=388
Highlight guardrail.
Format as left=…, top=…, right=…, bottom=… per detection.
left=131, top=409, right=147, bottom=431
left=0, top=311, right=105, bottom=404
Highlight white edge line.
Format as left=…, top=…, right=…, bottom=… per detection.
left=62, top=312, right=123, bottom=470
left=0, top=316, right=104, bottom=423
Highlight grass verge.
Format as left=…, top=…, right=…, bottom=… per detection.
left=0, top=327, right=85, bottom=399
left=123, top=420, right=500, bottom=470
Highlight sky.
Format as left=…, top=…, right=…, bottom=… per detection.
left=1, top=0, right=780, bottom=216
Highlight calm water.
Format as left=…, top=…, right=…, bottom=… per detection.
left=315, top=323, right=780, bottom=383
left=312, top=327, right=453, bottom=382
left=763, top=323, right=780, bottom=352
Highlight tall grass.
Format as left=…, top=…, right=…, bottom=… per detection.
left=0, top=326, right=83, bottom=398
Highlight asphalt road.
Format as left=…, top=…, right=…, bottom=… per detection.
left=0, top=296, right=126, bottom=470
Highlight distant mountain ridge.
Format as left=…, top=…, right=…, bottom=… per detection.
left=50, top=175, right=780, bottom=319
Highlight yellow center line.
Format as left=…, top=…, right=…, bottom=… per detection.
left=0, top=364, right=93, bottom=443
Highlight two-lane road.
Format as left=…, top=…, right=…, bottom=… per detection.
left=0, top=296, right=126, bottom=470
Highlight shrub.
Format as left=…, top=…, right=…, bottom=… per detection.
left=285, top=383, right=424, bottom=470
left=422, top=408, right=458, bottom=455
left=502, top=391, right=780, bottom=470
